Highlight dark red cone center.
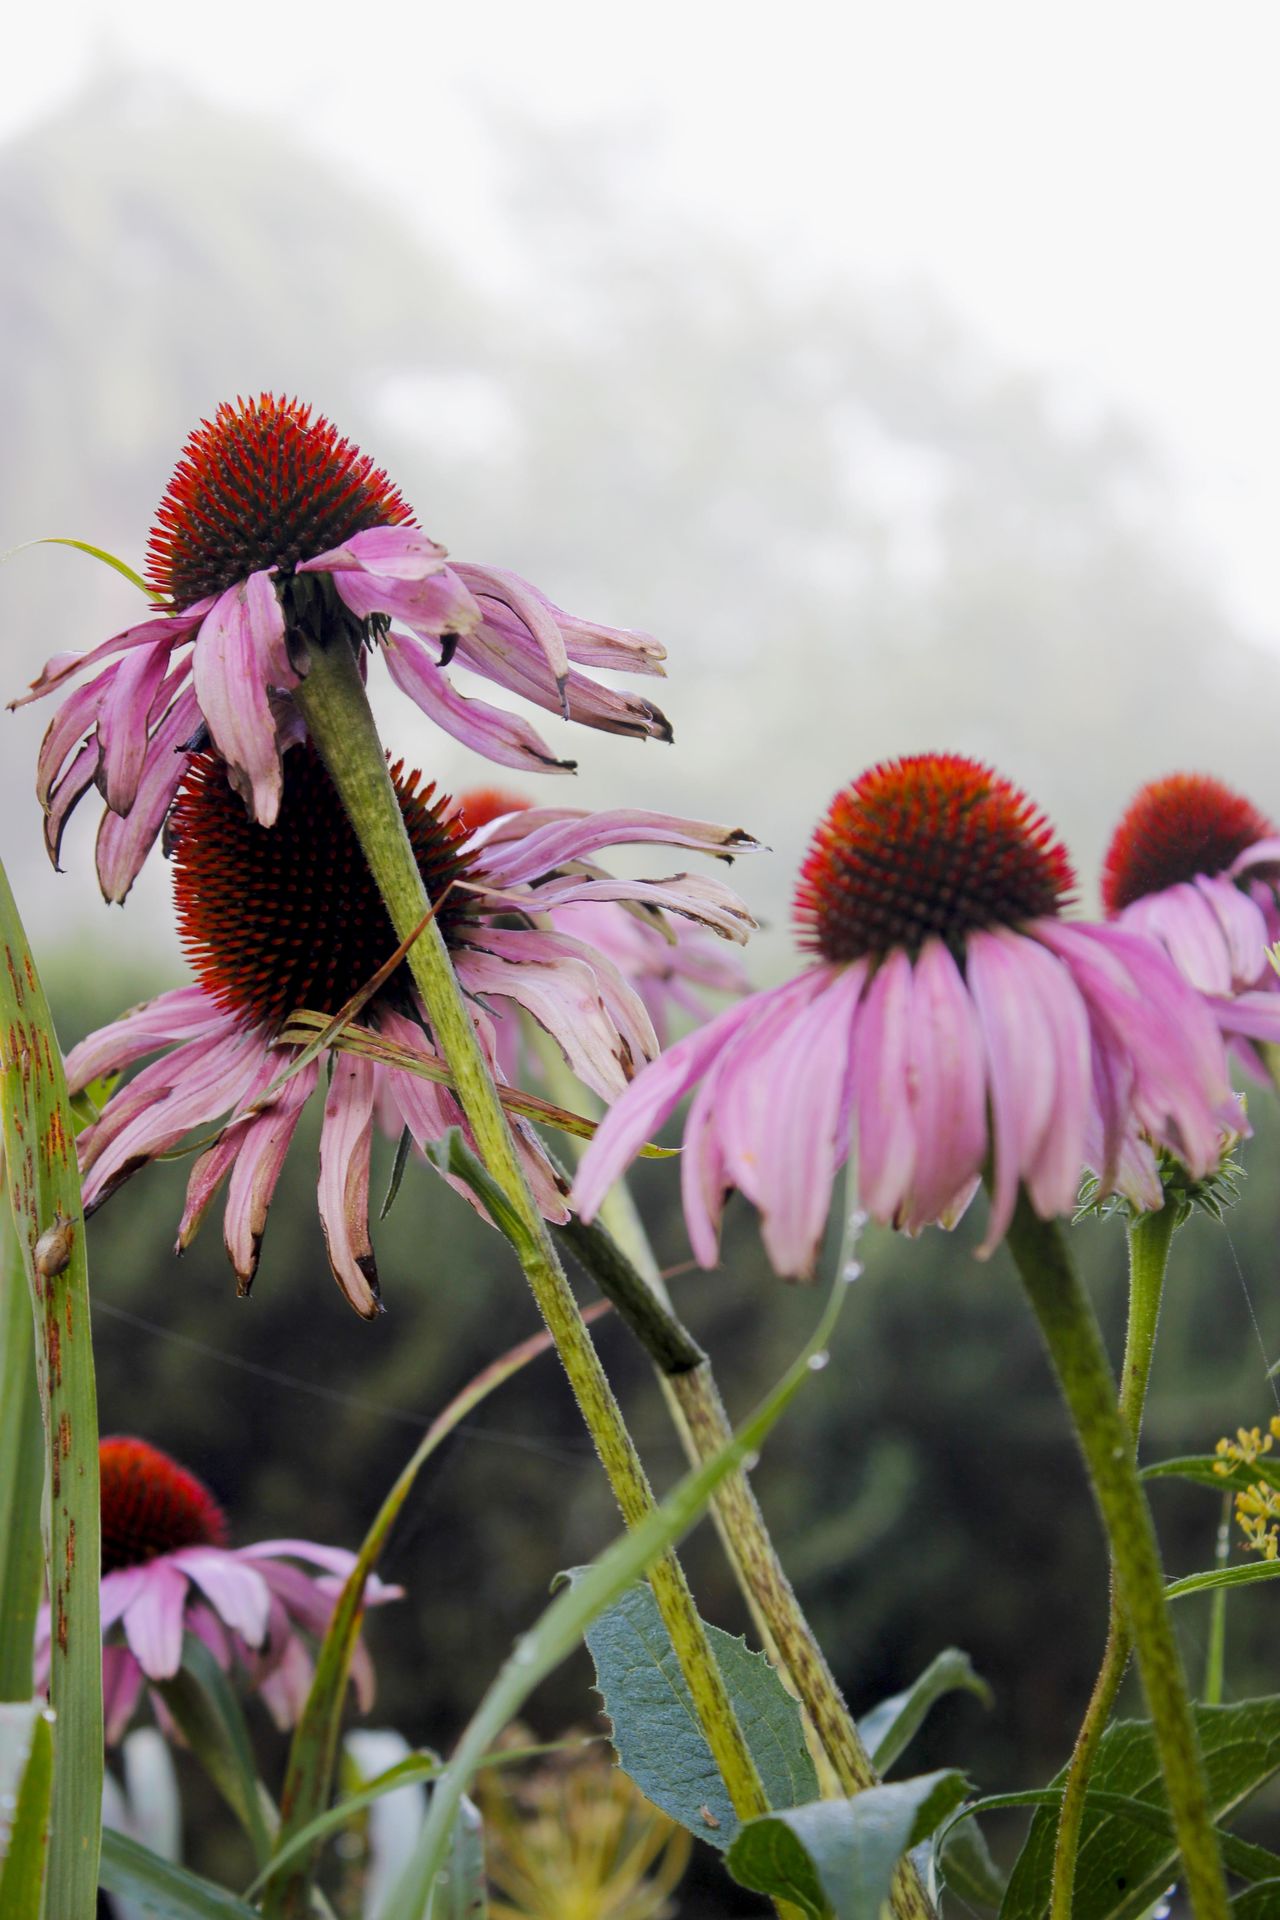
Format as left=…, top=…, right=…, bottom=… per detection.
left=100, top=1436, right=228, bottom=1575
left=147, top=394, right=415, bottom=609
left=1102, top=773, right=1276, bottom=914
left=169, top=743, right=479, bottom=1032
left=794, top=753, right=1075, bottom=963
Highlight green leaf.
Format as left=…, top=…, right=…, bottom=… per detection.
left=379, top=1276, right=849, bottom=1920
left=157, top=1635, right=272, bottom=1865
left=726, top=1771, right=969, bottom=1920
left=0, top=859, right=103, bottom=1918
left=1142, top=1453, right=1280, bottom=1499
left=999, top=1698, right=1280, bottom=1919
left=1, top=535, right=153, bottom=597
left=1234, top=1882, right=1280, bottom=1916
left=1165, top=1560, right=1280, bottom=1601
left=438, top=1793, right=486, bottom=1918
left=935, top=1811, right=1007, bottom=1907
left=571, top=1575, right=819, bottom=1850
left=0, top=1703, right=55, bottom=1914
left=0, top=1209, right=43, bottom=1702
left=857, top=1647, right=992, bottom=1775
left=99, top=1829, right=262, bottom=1918
left=260, top=1316, right=587, bottom=1919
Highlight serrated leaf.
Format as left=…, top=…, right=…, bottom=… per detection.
left=573, top=1575, right=819, bottom=1850
left=1143, top=1454, right=1280, bottom=1499
left=726, top=1771, right=968, bottom=1919
left=857, top=1647, right=992, bottom=1775
left=0, top=1703, right=54, bottom=1913
left=1000, top=1698, right=1280, bottom=1919
left=100, top=1829, right=262, bottom=1918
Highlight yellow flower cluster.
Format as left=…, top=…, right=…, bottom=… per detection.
left=1214, top=1416, right=1280, bottom=1561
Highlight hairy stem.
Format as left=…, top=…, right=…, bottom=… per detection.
left=1006, top=1195, right=1227, bottom=1920
left=291, top=637, right=772, bottom=1839
left=1049, top=1202, right=1177, bottom=1920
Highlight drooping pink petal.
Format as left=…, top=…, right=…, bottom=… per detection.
left=102, top=1647, right=145, bottom=1744
left=1197, top=872, right=1273, bottom=989
left=478, top=809, right=758, bottom=890
left=219, top=1062, right=318, bottom=1289
left=457, top=617, right=673, bottom=739
left=454, top=939, right=651, bottom=1100
left=850, top=950, right=917, bottom=1226
left=1204, top=988, right=1280, bottom=1043
left=1122, top=882, right=1237, bottom=995
left=37, top=670, right=112, bottom=809
left=331, top=565, right=480, bottom=638
left=12, top=609, right=203, bottom=708
left=449, top=562, right=571, bottom=691
left=451, top=563, right=666, bottom=675
left=66, top=986, right=228, bottom=1091
left=257, top=1635, right=315, bottom=1731
left=299, top=525, right=448, bottom=578
left=572, top=986, right=787, bottom=1223
left=316, top=1053, right=380, bottom=1317
left=44, top=738, right=101, bottom=872
left=897, top=939, right=987, bottom=1233
left=382, top=630, right=575, bottom=773
left=170, top=1549, right=271, bottom=1648
left=97, top=637, right=178, bottom=814
left=95, top=683, right=201, bottom=903
left=122, top=1562, right=190, bottom=1681
left=496, top=873, right=755, bottom=944
left=191, top=573, right=294, bottom=825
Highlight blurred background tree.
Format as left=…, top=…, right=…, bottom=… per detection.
left=3, top=74, right=1278, bottom=1908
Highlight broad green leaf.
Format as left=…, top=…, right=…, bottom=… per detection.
left=572, top=1575, right=819, bottom=1850
left=0, top=859, right=102, bottom=1918
left=1234, top=1883, right=1280, bottom=1916
left=1165, top=1560, right=1280, bottom=1601
left=380, top=1276, right=849, bottom=1920
left=857, top=1647, right=992, bottom=1775
left=726, top=1771, right=968, bottom=1920
left=999, top=1698, right=1280, bottom=1919
left=99, top=1829, right=262, bottom=1918
left=935, top=1812, right=1007, bottom=1907
left=0, top=1703, right=54, bottom=1914
left=157, top=1635, right=272, bottom=1864
left=1142, top=1453, right=1280, bottom=1499
left=943, top=1788, right=1280, bottom=1885
left=0, top=1208, right=42, bottom=1701
left=260, top=1317, right=586, bottom=1919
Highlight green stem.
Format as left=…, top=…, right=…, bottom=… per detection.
left=1049, top=1203, right=1177, bottom=1920
left=0, top=1193, right=44, bottom=1700
left=1005, top=1194, right=1227, bottom=1920
left=291, top=636, right=771, bottom=1836
left=550, top=1144, right=934, bottom=1919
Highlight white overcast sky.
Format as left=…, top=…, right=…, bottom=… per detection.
left=6, top=1, right=1280, bottom=638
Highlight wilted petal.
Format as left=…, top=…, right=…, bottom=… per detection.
left=95, top=683, right=201, bottom=904
left=192, top=573, right=294, bottom=825
left=300, top=524, right=447, bottom=578
left=316, top=1053, right=380, bottom=1317
left=383, top=631, right=575, bottom=773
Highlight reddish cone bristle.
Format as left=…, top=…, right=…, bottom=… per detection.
left=794, top=753, right=1076, bottom=962
left=169, top=744, right=479, bottom=1032
left=147, top=394, right=415, bottom=608
left=1102, top=772, right=1276, bottom=914
left=99, top=1436, right=227, bottom=1575
left=454, top=787, right=532, bottom=831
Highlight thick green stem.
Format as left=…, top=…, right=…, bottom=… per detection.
left=291, top=637, right=771, bottom=1837
left=553, top=1172, right=935, bottom=1920
left=0, top=1195, right=44, bottom=1700
left=1005, top=1194, right=1227, bottom=1920
left=1049, top=1203, right=1177, bottom=1920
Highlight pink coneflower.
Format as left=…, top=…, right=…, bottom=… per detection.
left=16, top=394, right=671, bottom=902
left=572, top=754, right=1238, bottom=1278
left=454, top=787, right=750, bottom=1045
left=34, top=1437, right=398, bottom=1740
left=69, top=745, right=754, bottom=1315
left=1102, top=772, right=1280, bottom=1076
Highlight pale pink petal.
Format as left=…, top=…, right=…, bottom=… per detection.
left=316, top=1054, right=381, bottom=1317
left=477, top=926, right=660, bottom=1082
left=897, top=940, right=988, bottom=1232
left=191, top=573, right=294, bottom=825
left=851, top=951, right=917, bottom=1226
left=332, top=566, right=479, bottom=637
left=44, top=738, right=100, bottom=871
left=101, top=1566, right=152, bottom=1636
left=1016, top=936, right=1093, bottom=1224
left=257, top=1635, right=315, bottom=1730
left=1122, top=883, right=1236, bottom=995
left=478, top=809, right=758, bottom=890
left=219, top=1062, right=318, bottom=1288
left=170, top=1550, right=271, bottom=1648
left=95, top=683, right=201, bottom=903
left=12, top=610, right=201, bottom=708
left=103, top=1647, right=145, bottom=1743
left=1205, top=988, right=1280, bottom=1043
left=453, top=940, right=649, bottom=1100
left=710, top=971, right=835, bottom=1210
left=299, top=525, right=447, bottom=577
left=450, top=562, right=571, bottom=690
left=1197, top=873, right=1273, bottom=989
left=185, top=1602, right=232, bottom=1669
left=457, top=617, right=673, bottom=739
left=65, top=987, right=224, bottom=1091
left=240, top=1540, right=362, bottom=1578
left=497, top=873, right=755, bottom=944
left=452, top=563, right=666, bottom=676
left=966, top=929, right=1063, bottom=1250
left=122, top=1563, right=190, bottom=1681
left=679, top=1064, right=735, bottom=1267
left=98, top=638, right=177, bottom=813
left=37, top=671, right=111, bottom=809
left=382, top=631, right=575, bottom=772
